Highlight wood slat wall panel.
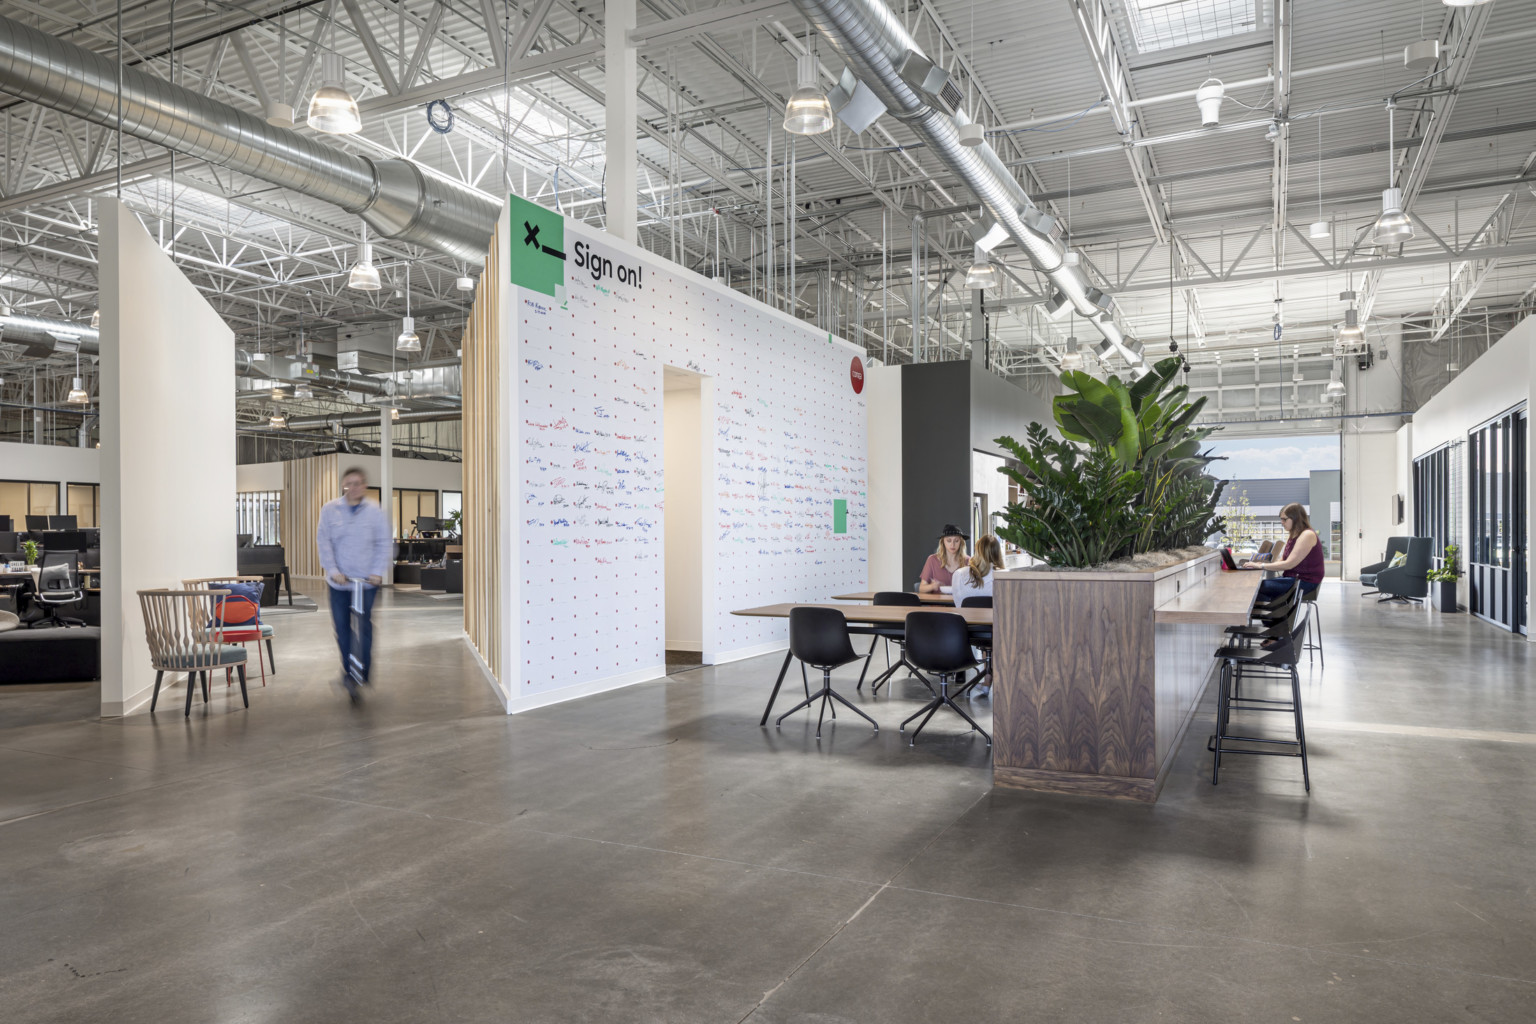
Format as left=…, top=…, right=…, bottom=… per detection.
left=462, top=228, right=501, bottom=683
left=280, top=454, right=336, bottom=578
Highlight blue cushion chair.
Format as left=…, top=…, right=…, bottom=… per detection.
left=1377, top=537, right=1433, bottom=603
left=1360, top=536, right=1409, bottom=595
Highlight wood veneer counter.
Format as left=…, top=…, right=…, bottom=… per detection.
left=995, top=550, right=1219, bottom=583
left=1153, top=570, right=1262, bottom=625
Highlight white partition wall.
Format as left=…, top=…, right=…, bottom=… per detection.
left=99, top=199, right=236, bottom=716
left=480, top=199, right=868, bottom=712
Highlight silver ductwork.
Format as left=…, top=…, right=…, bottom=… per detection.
left=0, top=15, right=498, bottom=264
left=788, top=0, right=1142, bottom=365
left=249, top=408, right=462, bottom=432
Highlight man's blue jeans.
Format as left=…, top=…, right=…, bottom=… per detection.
left=329, top=584, right=378, bottom=682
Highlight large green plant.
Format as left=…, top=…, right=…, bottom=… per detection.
left=995, top=357, right=1227, bottom=567
left=994, top=423, right=1144, bottom=568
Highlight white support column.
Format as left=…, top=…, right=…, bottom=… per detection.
left=379, top=405, right=393, bottom=539
left=604, top=0, right=638, bottom=244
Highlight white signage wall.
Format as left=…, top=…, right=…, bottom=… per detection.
left=500, top=200, right=867, bottom=711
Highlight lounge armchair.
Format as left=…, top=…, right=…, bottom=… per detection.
left=1377, top=537, right=1431, bottom=603
left=1360, top=536, right=1408, bottom=596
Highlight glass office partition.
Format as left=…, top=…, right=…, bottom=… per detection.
left=0, top=479, right=60, bottom=527
left=67, top=483, right=100, bottom=528
left=1413, top=446, right=1451, bottom=572
left=235, top=491, right=282, bottom=546
left=394, top=489, right=439, bottom=538
left=1468, top=407, right=1527, bottom=633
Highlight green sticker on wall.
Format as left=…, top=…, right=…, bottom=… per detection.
left=509, top=193, right=566, bottom=297
left=833, top=498, right=847, bottom=534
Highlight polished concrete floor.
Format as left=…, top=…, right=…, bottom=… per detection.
left=2, top=582, right=1533, bottom=1023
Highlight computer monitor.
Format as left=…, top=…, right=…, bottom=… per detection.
left=48, top=515, right=78, bottom=530
left=0, top=515, right=11, bottom=531
left=236, top=533, right=255, bottom=548
left=415, top=516, right=442, bottom=534
left=25, top=515, right=49, bottom=531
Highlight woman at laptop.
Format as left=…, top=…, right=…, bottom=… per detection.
left=1243, top=502, right=1324, bottom=597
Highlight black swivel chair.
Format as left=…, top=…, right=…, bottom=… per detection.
left=857, top=591, right=922, bottom=693
left=775, top=607, right=878, bottom=738
left=901, top=611, right=989, bottom=746
left=33, top=550, right=86, bottom=628
left=961, top=596, right=994, bottom=693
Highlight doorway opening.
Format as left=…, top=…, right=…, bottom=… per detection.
left=663, top=366, right=707, bottom=673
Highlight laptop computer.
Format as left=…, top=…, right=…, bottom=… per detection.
left=1220, top=546, right=1240, bottom=571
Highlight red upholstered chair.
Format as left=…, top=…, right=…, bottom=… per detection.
left=183, top=576, right=274, bottom=687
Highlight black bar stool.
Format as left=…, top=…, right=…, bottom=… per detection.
left=1299, top=587, right=1323, bottom=666
left=1209, top=602, right=1311, bottom=792
left=775, top=607, right=878, bottom=738
left=900, top=611, right=989, bottom=746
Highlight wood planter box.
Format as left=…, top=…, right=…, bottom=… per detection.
left=992, top=551, right=1246, bottom=803
left=1432, top=579, right=1459, bottom=612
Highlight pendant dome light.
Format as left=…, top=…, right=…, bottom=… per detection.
left=269, top=408, right=287, bottom=428
left=783, top=54, right=833, bottom=135
left=1373, top=100, right=1415, bottom=245
left=1308, top=116, right=1330, bottom=239
left=307, top=51, right=361, bottom=135
left=66, top=377, right=89, bottom=405
left=1059, top=337, right=1084, bottom=371
left=294, top=381, right=313, bottom=400
left=1336, top=308, right=1365, bottom=348
left=1325, top=359, right=1346, bottom=399
left=1195, top=78, right=1225, bottom=127
left=1442, top=0, right=1493, bottom=7
left=964, top=245, right=999, bottom=290
left=397, top=265, right=421, bottom=352
left=456, top=274, right=475, bottom=293
left=348, top=222, right=381, bottom=291
left=89, top=308, right=100, bottom=329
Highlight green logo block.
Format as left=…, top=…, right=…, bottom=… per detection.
left=833, top=498, right=848, bottom=535
left=509, top=193, right=566, bottom=297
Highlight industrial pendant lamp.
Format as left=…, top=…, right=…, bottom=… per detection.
left=1059, top=336, right=1084, bottom=371
left=1373, top=101, right=1415, bottom=245
left=1325, top=360, right=1346, bottom=399
left=294, top=382, right=313, bottom=400
left=1442, top=0, right=1492, bottom=7
left=269, top=408, right=287, bottom=428
left=90, top=308, right=100, bottom=329
left=397, top=264, right=421, bottom=351
left=65, top=347, right=89, bottom=404
left=348, top=223, right=381, bottom=291
left=1308, top=117, right=1330, bottom=239
left=307, top=52, right=361, bottom=135
left=964, top=246, right=999, bottom=290
left=783, top=54, right=833, bottom=135
left=1336, top=308, right=1364, bottom=348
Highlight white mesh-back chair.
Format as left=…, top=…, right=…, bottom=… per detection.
left=137, top=589, right=250, bottom=716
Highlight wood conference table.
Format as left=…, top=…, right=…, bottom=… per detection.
left=731, top=602, right=993, bottom=725
left=830, top=591, right=955, bottom=604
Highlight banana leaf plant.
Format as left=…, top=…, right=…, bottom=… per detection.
left=994, top=356, right=1227, bottom=567
left=994, top=424, right=1144, bottom=568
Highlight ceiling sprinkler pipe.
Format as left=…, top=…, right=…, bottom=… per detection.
left=788, top=0, right=1140, bottom=364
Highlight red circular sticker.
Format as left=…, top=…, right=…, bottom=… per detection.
left=850, top=356, right=865, bottom=394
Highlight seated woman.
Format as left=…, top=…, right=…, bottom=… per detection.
left=918, top=524, right=970, bottom=594
left=951, top=534, right=1005, bottom=607
left=1243, top=502, right=1324, bottom=598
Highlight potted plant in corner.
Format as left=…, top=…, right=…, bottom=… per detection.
left=1428, top=544, right=1462, bottom=612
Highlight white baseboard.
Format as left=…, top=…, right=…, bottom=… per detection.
left=102, top=679, right=158, bottom=718
left=706, top=640, right=788, bottom=665
left=665, top=640, right=703, bottom=652
left=460, top=632, right=511, bottom=711
left=504, top=664, right=668, bottom=715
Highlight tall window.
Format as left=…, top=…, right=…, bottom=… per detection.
left=442, top=490, right=462, bottom=529
left=0, top=479, right=60, bottom=528
left=67, top=483, right=100, bottom=528
left=394, top=489, right=439, bottom=538
left=1413, top=446, right=1451, bottom=561
left=235, top=491, right=282, bottom=546
left=1467, top=408, right=1527, bottom=633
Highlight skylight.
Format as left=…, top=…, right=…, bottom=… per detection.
left=1126, top=0, right=1269, bottom=54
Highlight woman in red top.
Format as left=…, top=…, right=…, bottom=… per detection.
left=1244, top=502, right=1325, bottom=597
left=918, top=524, right=970, bottom=593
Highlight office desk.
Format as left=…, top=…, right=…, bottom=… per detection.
left=991, top=552, right=1259, bottom=802
left=732, top=603, right=992, bottom=724
left=830, top=591, right=955, bottom=604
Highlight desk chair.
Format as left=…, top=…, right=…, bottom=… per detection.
left=775, top=607, right=878, bottom=738
left=901, top=612, right=989, bottom=747
left=138, top=589, right=249, bottom=716
left=859, top=591, right=923, bottom=695
left=961, top=596, right=994, bottom=695
left=33, top=550, right=86, bottom=628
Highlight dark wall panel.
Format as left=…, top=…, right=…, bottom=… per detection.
left=902, top=363, right=972, bottom=585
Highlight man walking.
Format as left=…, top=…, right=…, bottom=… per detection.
left=316, top=466, right=392, bottom=701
